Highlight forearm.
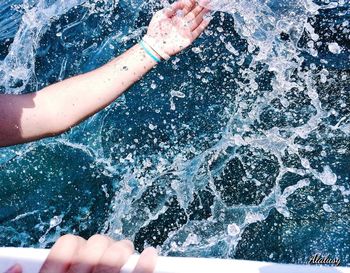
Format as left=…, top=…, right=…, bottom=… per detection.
left=40, top=43, right=158, bottom=133
left=0, top=0, right=210, bottom=147
left=0, top=44, right=158, bottom=147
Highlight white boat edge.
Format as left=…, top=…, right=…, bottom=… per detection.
left=0, top=247, right=349, bottom=273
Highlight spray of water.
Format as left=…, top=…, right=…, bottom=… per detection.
left=0, top=0, right=349, bottom=263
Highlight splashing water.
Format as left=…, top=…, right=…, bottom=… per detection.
left=0, top=0, right=349, bottom=265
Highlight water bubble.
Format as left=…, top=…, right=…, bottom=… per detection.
left=301, top=158, right=311, bottom=169
left=49, top=215, right=63, bottom=228
left=225, top=42, right=239, bottom=56
left=323, top=204, right=333, bottom=213
left=149, top=123, right=157, bottom=130
left=176, top=10, right=185, bottom=17
left=245, top=212, right=265, bottom=224
left=328, top=42, right=342, bottom=54
left=170, top=90, right=186, bottom=98
left=227, top=223, right=240, bottom=236
left=307, top=196, right=315, bottom=202
left=192, top=47, right=202, bottom=54
left=183, top=233, right=200, bottom=247
left=318, top=166, right=337, bottom=186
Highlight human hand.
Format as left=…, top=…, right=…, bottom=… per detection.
left=5, top=234, right=157, bottom=273
left=145, top=0, right=211, bottom=57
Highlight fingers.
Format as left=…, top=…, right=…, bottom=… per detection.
left=92, top=240, right=134, bottom=273
left=164, top=0, right=210, bottom=19
left=67, top=235, right=112, bottom=273
left=182, top=0, right=196, bottom=16
left=189, top=8, right=210, bottom=31
left=163, top=1, right=185, bottom=18
left=182, top=0, right=210, bottom=32
left=198, top=0, right=212, bottom=9
left=192, top=18, right=211, bottom=40
left=185, top=5, right=204, bottom=22
left=39, top=234, right=137, bottom=273
left=131, top=247, right=158, bottom=273
left=40, top=234, right=86, bottom=273
left=5, top=264, right=22, bottom=273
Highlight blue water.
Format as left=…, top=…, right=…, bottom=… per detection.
left=0, top=0, right=349, bottom=266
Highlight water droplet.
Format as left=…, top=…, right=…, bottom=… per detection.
left=323, top=204, right=333, bottom=213
left=227, top=223, right=240, bottom=236
left=328, top=42, right=342, bottom=54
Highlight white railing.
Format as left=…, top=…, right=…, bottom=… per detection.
left=0, top=248, right=349, bottom=273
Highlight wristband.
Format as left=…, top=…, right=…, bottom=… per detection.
left=143, top=35, right=171, bottom=61
left=139, top=40, right=161, bottom=63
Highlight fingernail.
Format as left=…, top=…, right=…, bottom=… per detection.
left=5, top=264, right=22, bottom=273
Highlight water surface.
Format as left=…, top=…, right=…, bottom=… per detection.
left=0, top=0, right=349, bottom=266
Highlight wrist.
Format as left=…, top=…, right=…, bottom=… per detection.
left=143, top=35, right=171, bottom=61
left=139, top=40, right=162, bottom=64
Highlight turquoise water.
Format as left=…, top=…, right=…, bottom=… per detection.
left=0, top=0, right=349, bottom=266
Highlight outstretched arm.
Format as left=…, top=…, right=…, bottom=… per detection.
left=0, top=0, right=210, bottom=147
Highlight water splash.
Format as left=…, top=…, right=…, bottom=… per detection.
left=0, top=0, right=349, bottom=265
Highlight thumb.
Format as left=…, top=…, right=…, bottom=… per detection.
left=4, top=264, right=22, bottom=273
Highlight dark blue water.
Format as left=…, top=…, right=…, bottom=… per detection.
left=0, top=0, right=349, bottom=266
